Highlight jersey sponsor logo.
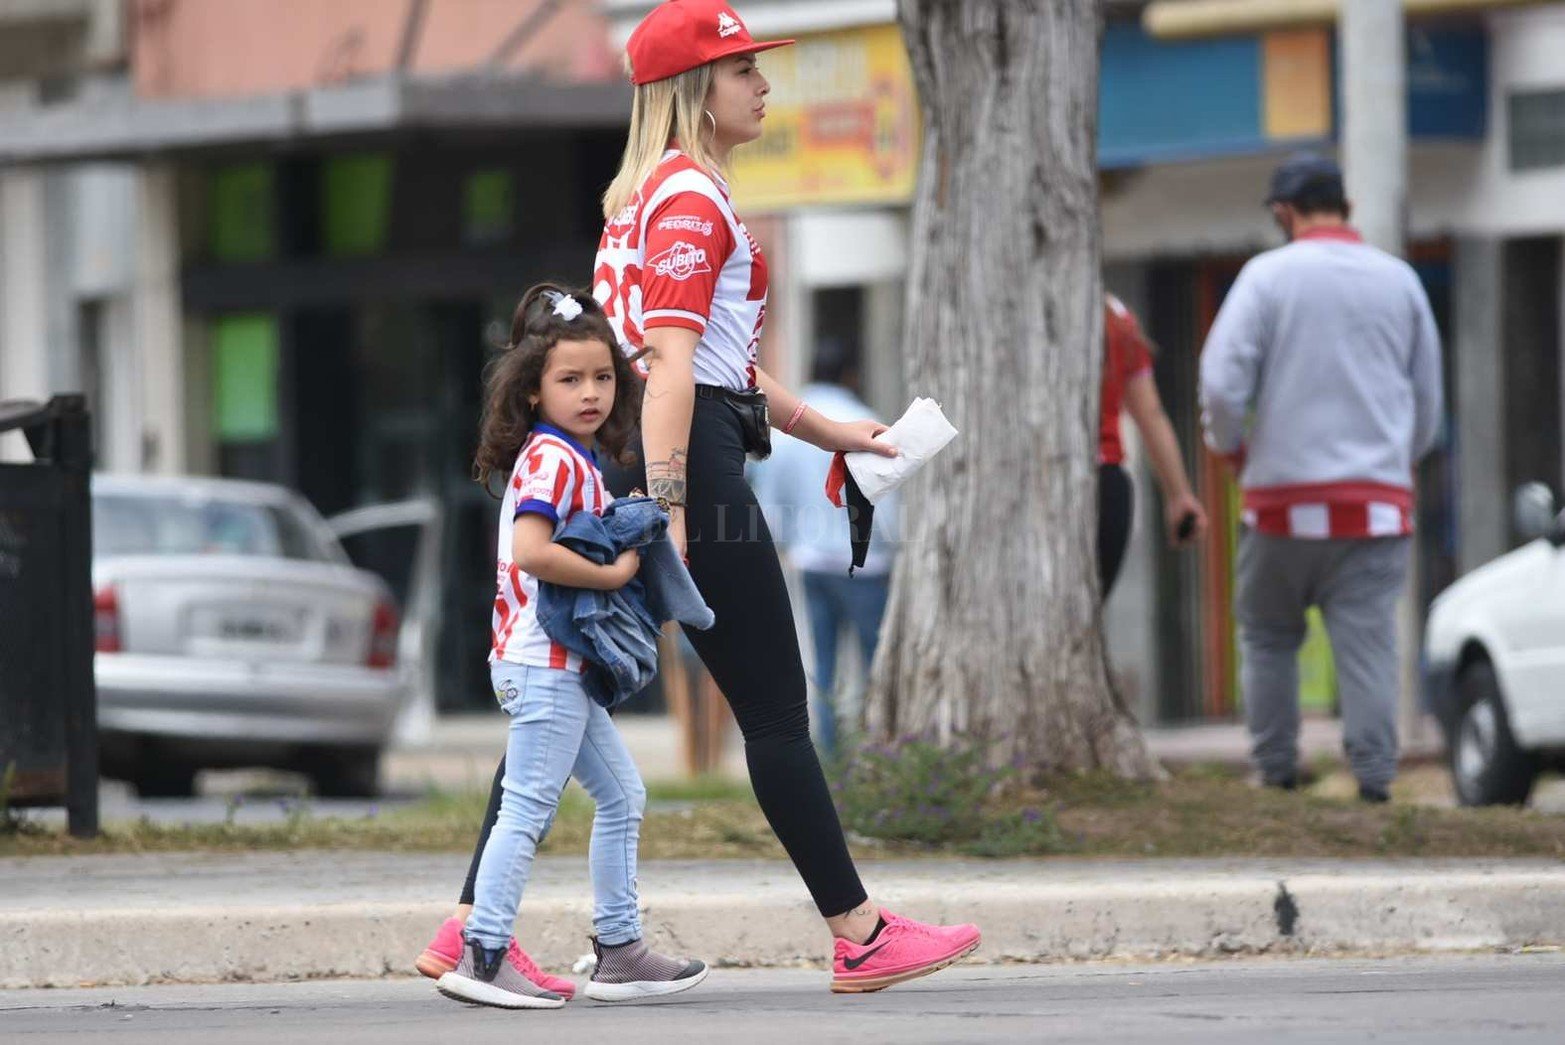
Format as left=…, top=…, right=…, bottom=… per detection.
left=648, top=240, right=712, bottom=282
left=657, top=214, right=715, bottom=236
left=717, top=11, right=742, bottom=37
left=608, top=202, right=638, bottom=229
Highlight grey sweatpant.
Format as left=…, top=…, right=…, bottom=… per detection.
left=1236, top=531, right=1412, bottom=790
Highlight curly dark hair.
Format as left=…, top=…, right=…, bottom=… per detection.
left=472, top=283, right=641, bottom=496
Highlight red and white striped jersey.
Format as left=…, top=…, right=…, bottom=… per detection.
left=1239, top=481, right=1414, bottom=540
left=1100, top=294, right=1155, bottom=467
left=592, top=149, right=769, bottom=391
left=490, top=424, right=612, bottom=669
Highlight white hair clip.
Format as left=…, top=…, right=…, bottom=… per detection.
left=551, top=294, right=583, bottom=322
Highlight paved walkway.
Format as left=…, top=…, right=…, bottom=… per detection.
left=6, top=851, right=1565, bottom=988
left=381, top=713, right=1444, bottom=794
left=9, top=956, right=1565, bottom=1044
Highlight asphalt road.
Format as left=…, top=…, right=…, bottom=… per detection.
left=4, top=954, right=1563, bottom=1044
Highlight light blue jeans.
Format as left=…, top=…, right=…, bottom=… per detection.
left=465, top=661, right=647, bottom=950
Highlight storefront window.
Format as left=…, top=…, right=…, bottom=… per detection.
left=322, top=153, right=394, bottom=257
left=463, top=169, right=516, bottom=246
left=208, top=162, right=276, bottom=263
left=212, top=313, right=280, bottom=480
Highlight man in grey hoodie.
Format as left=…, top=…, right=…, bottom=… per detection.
left=1200, top=155, right=1444, bottom=803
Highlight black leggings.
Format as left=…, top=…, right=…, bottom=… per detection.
left=1097, top=462, right=1134, bottom=597
left=460, top=397, right=868, bottom=918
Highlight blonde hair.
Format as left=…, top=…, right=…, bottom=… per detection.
left=602, top=59, right=721, bottom=219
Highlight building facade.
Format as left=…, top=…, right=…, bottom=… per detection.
left=0, top=0, right=631, bottom=710
left=4, top=0, right=1562, bottom=721
left=604, top=0, right=1565, bottom=729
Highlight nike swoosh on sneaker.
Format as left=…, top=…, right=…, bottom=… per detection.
left=842, top=943, right=888, bottom=970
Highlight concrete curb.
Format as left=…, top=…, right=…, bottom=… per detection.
left=7, top=866, right=1565, bottom=988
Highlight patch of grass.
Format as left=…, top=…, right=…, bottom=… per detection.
left=831, top=738, right=1070, bottom=856
left=4, top=766, right=1564, bottom=861
left=1039, top=770, right=1565, bottom=859
left=646, top=775, right=753, bottom=804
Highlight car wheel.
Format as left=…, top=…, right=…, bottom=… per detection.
left=1450, top=659, right=1538, bottom=807
left=132, top=759, right=198, bottom=799
left=305, top=746, right=382, bottom=799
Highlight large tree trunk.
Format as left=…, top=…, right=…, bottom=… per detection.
left=865, top=0, right=1159, bottom=779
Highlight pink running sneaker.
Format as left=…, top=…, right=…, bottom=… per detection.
left=415, top=917, right=576, bottom=1000
left=415, top=917, right=465, bottom=979
left=830, top=910, right=981, bottom=994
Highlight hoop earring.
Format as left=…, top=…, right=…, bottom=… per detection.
left=703, top=109, right=717, bottom=139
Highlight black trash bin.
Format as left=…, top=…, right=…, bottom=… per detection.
left=0, top=395, right=98, bottom=838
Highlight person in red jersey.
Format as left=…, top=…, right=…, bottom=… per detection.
left=1098, top=293, right=1207, bottom=596
left=421, top=0, right=981, bottom=997
left=595, top=0, right=979, bottom=994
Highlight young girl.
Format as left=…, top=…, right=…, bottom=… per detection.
left=435, top=283, right=708, bottom=1010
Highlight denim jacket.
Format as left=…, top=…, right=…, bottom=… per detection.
left=537, top=496, right=714, bottom=709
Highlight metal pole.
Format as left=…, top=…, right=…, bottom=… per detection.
left=54, top=396, right=99, bottom=839
left=485, top=0, right=565, bottom=72
left=395, top=0, right=430, bottom=74
left=1340, top=0, right=1426, bottom=756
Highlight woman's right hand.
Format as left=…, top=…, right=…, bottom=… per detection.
left=604, top=548, right=640, bottom=588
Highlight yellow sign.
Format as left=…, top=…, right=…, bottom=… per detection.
left=1262, top=29, right=1332, bottom=141
left=731, top=23, right=921, bottom=213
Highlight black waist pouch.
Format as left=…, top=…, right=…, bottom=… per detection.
left=698, top=384, right=771, bottom=460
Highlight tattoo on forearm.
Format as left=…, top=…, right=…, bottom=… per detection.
left=646, top=447, right=688, bottom=505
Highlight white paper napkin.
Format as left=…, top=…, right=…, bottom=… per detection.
left=844, top=397, right=959, bottom=504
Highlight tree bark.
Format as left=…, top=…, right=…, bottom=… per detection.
left=865, top=0, right=1160, bottom=779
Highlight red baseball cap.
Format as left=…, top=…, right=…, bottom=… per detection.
left=626, top=0, right=795, bottom=86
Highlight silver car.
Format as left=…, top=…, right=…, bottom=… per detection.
left=92, top=474, right=405, bottom=797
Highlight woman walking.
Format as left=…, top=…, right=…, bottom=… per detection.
left=594, top=0, right=979, bottom=992
left=420, top=0, right=980, bottom=995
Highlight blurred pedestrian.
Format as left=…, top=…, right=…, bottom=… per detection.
left=752, top=339, right=899, bottom=756
left=1099, top=293, right=1207, bottom=596
left=1199, top=154, right=1444, bottom=803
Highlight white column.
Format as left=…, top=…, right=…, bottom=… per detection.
left=1454, top=237, right=1506, bottom=573
left=96, top=296, right=141, bottom=473
left=1340, top=0, right=1407, bottom=255
left=0, top=170, right=50, bottom=461
left=132, top=162, right=186, bottom=475
left=863, top=277, right=906, bottom=419
left=1341, top=0, right=1426, bottom=751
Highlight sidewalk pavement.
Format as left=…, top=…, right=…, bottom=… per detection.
left=383, top=713, right=1441, bottom=794
left=6, top=851, right=1565, bottom=989
left=383, top=713, right=747, bottom=793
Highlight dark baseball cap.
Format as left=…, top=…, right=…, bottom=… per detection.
left=1265, top=154, right=1345, bottom=206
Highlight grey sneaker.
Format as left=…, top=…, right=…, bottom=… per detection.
left=583, top=936, right=709, bottom=1002
left=436, top=939, right=566, bottom=1010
